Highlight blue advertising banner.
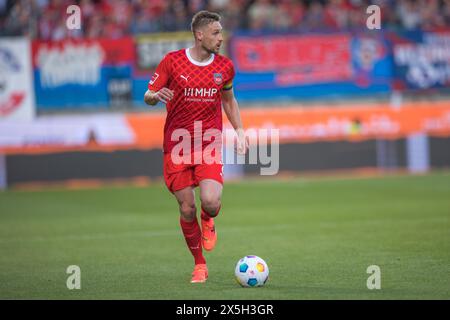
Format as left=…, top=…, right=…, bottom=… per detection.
left=229, top=32, right=392, bottom=101
left=32, top=38, right=134, bottom=110
left=390, top=29, right=450, bottom=90
left=30, top=30, right=450, bottom=111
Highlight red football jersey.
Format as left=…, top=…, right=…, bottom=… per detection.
left=148, top=48, right=235, bottom=154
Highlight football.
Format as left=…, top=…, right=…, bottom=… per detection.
left=234, top=255, right=269, bottom=287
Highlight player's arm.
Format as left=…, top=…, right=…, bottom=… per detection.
left=144, top=54, right=173, bottom=106
left=144, top=88, right=174, bottom=106
left=222, top=87, right=248, bottom=155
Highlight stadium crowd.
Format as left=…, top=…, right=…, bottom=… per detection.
left=0, top=0, right=449, bottom=40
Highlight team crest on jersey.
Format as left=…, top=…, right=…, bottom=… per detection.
left=213, top=73, right=223, bottom=85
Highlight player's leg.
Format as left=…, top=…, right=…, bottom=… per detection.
left=174, top=186, right=208, bottom=283
left=199, top=179, right=223, bottom=251
left=199, top=178, right=222, bottom=218
left=174, top=185, right=197, bottom=222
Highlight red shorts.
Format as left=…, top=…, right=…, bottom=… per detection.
left=163, top=153, right=223, bottom=193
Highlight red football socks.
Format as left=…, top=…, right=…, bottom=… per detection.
left=201, top=205, right=221, bottom=221
left=179, top=216, right=206, bottom=265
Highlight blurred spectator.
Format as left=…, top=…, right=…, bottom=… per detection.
left=213, top=0, right=247, bottom=31
left=444, top=0, right=450, bottom=24
left=247, top=0, right=277, bottom=31
left=130, top=0, right=165, bottom=34
left=325, top=0, right=351, bottom=29
left=1, top=0, right=449, bottom=39
left=421, top=0, right=446, bottom=30
left=302, top=1, right=328, bottom=30
left=0, top=0, right=7, bottom=16
left=208, top=0, right=229, bottom=11
left=162, top=0, right=190, bottom=31
left=187, top=0, right=208, bottom=16
left=272, top=0, right=305, bottom=30
left=397, top=0, right=422, bottom=30
left=347, top=0, right=371, bottom=30
left=3, top=0, right=40, bottom=38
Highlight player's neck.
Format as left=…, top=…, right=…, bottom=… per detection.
left=189, top=46, right=213, bottom=63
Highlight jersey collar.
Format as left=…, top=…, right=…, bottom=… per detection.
left=185, top=48, right=215, bottom=67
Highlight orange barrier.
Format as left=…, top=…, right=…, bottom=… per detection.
left=235, top=101, right=450, bottom=143
left=126, top=101, right=450, bottom=148
left=2, top=101, right=450, bottom=155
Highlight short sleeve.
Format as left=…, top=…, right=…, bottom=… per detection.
left=222, top=60, right=235, bottom=91
left=148, top=54, right=171, bottom=92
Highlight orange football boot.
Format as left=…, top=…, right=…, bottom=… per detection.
left=201, top=218, right=217, bottom=251
left=191, top=264, right=208, bottom=283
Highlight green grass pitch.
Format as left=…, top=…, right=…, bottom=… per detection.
left=0, top=172, right=449, bottom=299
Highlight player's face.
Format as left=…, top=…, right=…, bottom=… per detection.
left=200, top=21, right=223, bottom=54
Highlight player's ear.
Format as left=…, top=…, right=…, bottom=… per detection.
left=196, top=30, right=203, bottom=41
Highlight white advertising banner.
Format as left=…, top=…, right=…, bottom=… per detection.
left=0, top=114, right=135, bottom=149
left=0, top=37, right=35, bottom=121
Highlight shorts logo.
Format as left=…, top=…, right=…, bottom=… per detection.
left=213, top=73, right=222, bottom=85
left=149, top=72, right=159, bottom=85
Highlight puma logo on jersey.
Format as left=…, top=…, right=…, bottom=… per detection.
left=180, top=75, right=189, bottom=82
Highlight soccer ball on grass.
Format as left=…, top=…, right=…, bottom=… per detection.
left=234, top=255, right=269, bottom=287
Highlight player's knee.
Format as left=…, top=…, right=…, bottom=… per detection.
left=201, top=198, right=221, bottom=217
left=179, top=202, right=196, bottom=221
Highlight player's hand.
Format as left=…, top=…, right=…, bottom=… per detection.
left=236, top=129, right=248, bottom=155
left=156, top=88, right=174, bottom=103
